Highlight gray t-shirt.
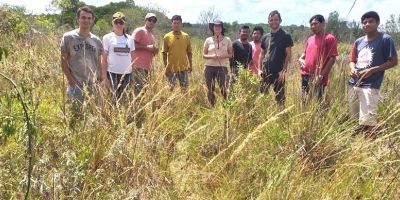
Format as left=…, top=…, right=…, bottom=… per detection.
left=60, top=29, right=103, bottom=85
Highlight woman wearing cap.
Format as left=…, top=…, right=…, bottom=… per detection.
left=203, top=20, right=233, bottom=106
left=102, top=12, right=135, bottom=102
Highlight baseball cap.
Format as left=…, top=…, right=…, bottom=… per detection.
left=145, top=13, right=157, bottom=20
left=112, top=12, right=126, bottom=22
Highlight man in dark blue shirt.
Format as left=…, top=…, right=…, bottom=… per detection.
left=259, top=10, right=293, bottom=105
left=348, top=11, right=398, bottom=137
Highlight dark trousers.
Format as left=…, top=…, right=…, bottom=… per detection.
left=204, top=66, right=228, bottom=106
left=132, top=68, right=149, bottom=96
left=260, top=72, right=285, bottom=104
left=107, top=72, right=131, bottom=100
left=301, top=75, right=325, bottom=100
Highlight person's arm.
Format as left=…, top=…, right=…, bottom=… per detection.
left=278, top=46, right=292, bottom=82
left=203, top=40, right=215, bottom=59
left=61, top=52, right=77, bottom=86
left=350, top=62, right=358, bottom=78
left=359, top=56, right=398, bottom=79
left=319, top=56, right=336, bottom=77
left=259, top=48, right=265, bottom=72
left=101, top=51, right=108, bottom=82
left=187, top=52, right=193, bottom=72
left=298, top=53, right=305, bottom=69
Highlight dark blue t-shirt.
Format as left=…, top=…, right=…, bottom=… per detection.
left=261, top=28, right=293, bottom=73
left=349, top=33, right=397, bottom=89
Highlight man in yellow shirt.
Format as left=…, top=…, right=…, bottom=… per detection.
left=162, top=15, right=193, bottom=91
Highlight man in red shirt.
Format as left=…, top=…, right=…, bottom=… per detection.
left=298, top=14, right=338, bottom=100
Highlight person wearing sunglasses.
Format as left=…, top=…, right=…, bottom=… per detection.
left=131, top=13, right=159, bottom=96
left=102, top=12, right=135, bottom=102
left=203, top=20, right=233, bottom=106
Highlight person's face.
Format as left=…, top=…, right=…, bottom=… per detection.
left=145, top=17, right=157, bottom=29
left=310, top=19, right=324, bottom=34
left=240, top=28, right=249, bottom=40
left=77, top=11, right=94, bottom=29
left=213, top=24, right=222, bottom=35
left=268, top=14, right=281, bottom=30
left=252, top=30, right=262, bottom=42
left=113, top=19, right=125, bottom=31
left=171, top=20, right=182, bottom=32
left=362, top=17, right=379, bottom=33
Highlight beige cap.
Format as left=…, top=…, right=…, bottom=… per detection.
left=112, top=12, right=126, bottom=22
left=145, top=13, right=157, bottom=20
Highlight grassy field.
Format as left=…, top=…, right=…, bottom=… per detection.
left=0, top=33, right=400, bottom=199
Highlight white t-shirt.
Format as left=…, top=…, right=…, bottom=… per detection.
left=103, top=32, right=135, bottom=74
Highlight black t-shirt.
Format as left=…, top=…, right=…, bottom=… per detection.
left=231, top=40, right=253, bottom=69
left=261, top=28, right=293, bottom=73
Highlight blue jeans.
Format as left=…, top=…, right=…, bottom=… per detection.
left=301, top=75, right=325, bottom=100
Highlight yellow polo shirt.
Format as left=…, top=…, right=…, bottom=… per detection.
left=162, top=31, right=192, bottom=72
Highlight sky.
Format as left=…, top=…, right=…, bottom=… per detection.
left=0, top=0, right=398, bottom=26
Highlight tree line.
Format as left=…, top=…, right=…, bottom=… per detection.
left=0, top=0, right=399, bottom=45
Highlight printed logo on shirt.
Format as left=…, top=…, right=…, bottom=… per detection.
left=73, top=41, right=97, bottom=52
left=357, top=46, right=374, bottom=69
left=114, top=47, right=130, bottom=53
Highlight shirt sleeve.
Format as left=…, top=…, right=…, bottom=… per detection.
left=286, top=34, right=294, bottom=48
left=162, top=34, right=169, bottom=53
left=60, top=35, right=67, bottom=53
left=102, top=35, right=110, bottom=52
left=186, top=35, right=192, bottom=54
left=132, top=28, right=143, bottom=44
left=383, top=36, right=398, bottom=60
left=327, top=35, right=338, bottom=57
left=130, top=36, right=135, bottom=51
left=350, top=43, right=357, bottom=63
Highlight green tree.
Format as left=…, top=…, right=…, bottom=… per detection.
left=51, top=0, right=85, bottom=27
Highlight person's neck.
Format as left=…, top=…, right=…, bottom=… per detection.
left=366, top=30, right=379, bottom=41
left=253, top=40, right=261, bottom=44
left=173, top=30, right=181, bottom=35
left=214, top=34, right=222, bottom=39
left=239, top=38, right=248, bottom=43
left=114, top=30, right=124, bottom=36
left=271, top=26, right=280, bottom=33
left=78, top=27, right=90, bottom=37
left=315, top=30, right=325, bottom=37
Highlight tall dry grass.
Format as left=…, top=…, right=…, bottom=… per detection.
left=0, top=33, right=399, bottom=199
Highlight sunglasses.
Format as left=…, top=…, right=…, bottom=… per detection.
left=147, top=17, right=157, bottom=23
left=114, top=20, right=125, bottom=25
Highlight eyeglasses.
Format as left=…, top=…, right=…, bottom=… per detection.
left=114, top=20, right=125, bottom=25
left=147, top=17, right=157, bottom=23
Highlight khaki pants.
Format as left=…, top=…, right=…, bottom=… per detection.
left=348, top=86, right=380, bottom=126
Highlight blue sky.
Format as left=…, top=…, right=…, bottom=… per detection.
left=1, top=0, right=398, bottom=26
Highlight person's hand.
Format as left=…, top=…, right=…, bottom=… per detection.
left=188, top=66, right=192, bottom=73
left=350, top=67, right=359, bottom=78
left=298, top=58, right=305, bottom=69
left=359, top=68, right=375, bottom=79
left=313, top=75, right=323, bottom=85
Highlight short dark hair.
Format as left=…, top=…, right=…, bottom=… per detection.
left=361, top=11, right=380, bottom=23
left=76, top=6, right=94, bottom=18
left=171, top=15, right=182, bottom=22
left=240, top=25, right=250, bottom=31
left=252, top=26, right=264, bottom=36
left=309, top=14, right=325, bottom=23
left=269, top=10, right=282, bottom=21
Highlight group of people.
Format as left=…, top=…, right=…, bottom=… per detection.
left=60, top=6, right=398, bottom=135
